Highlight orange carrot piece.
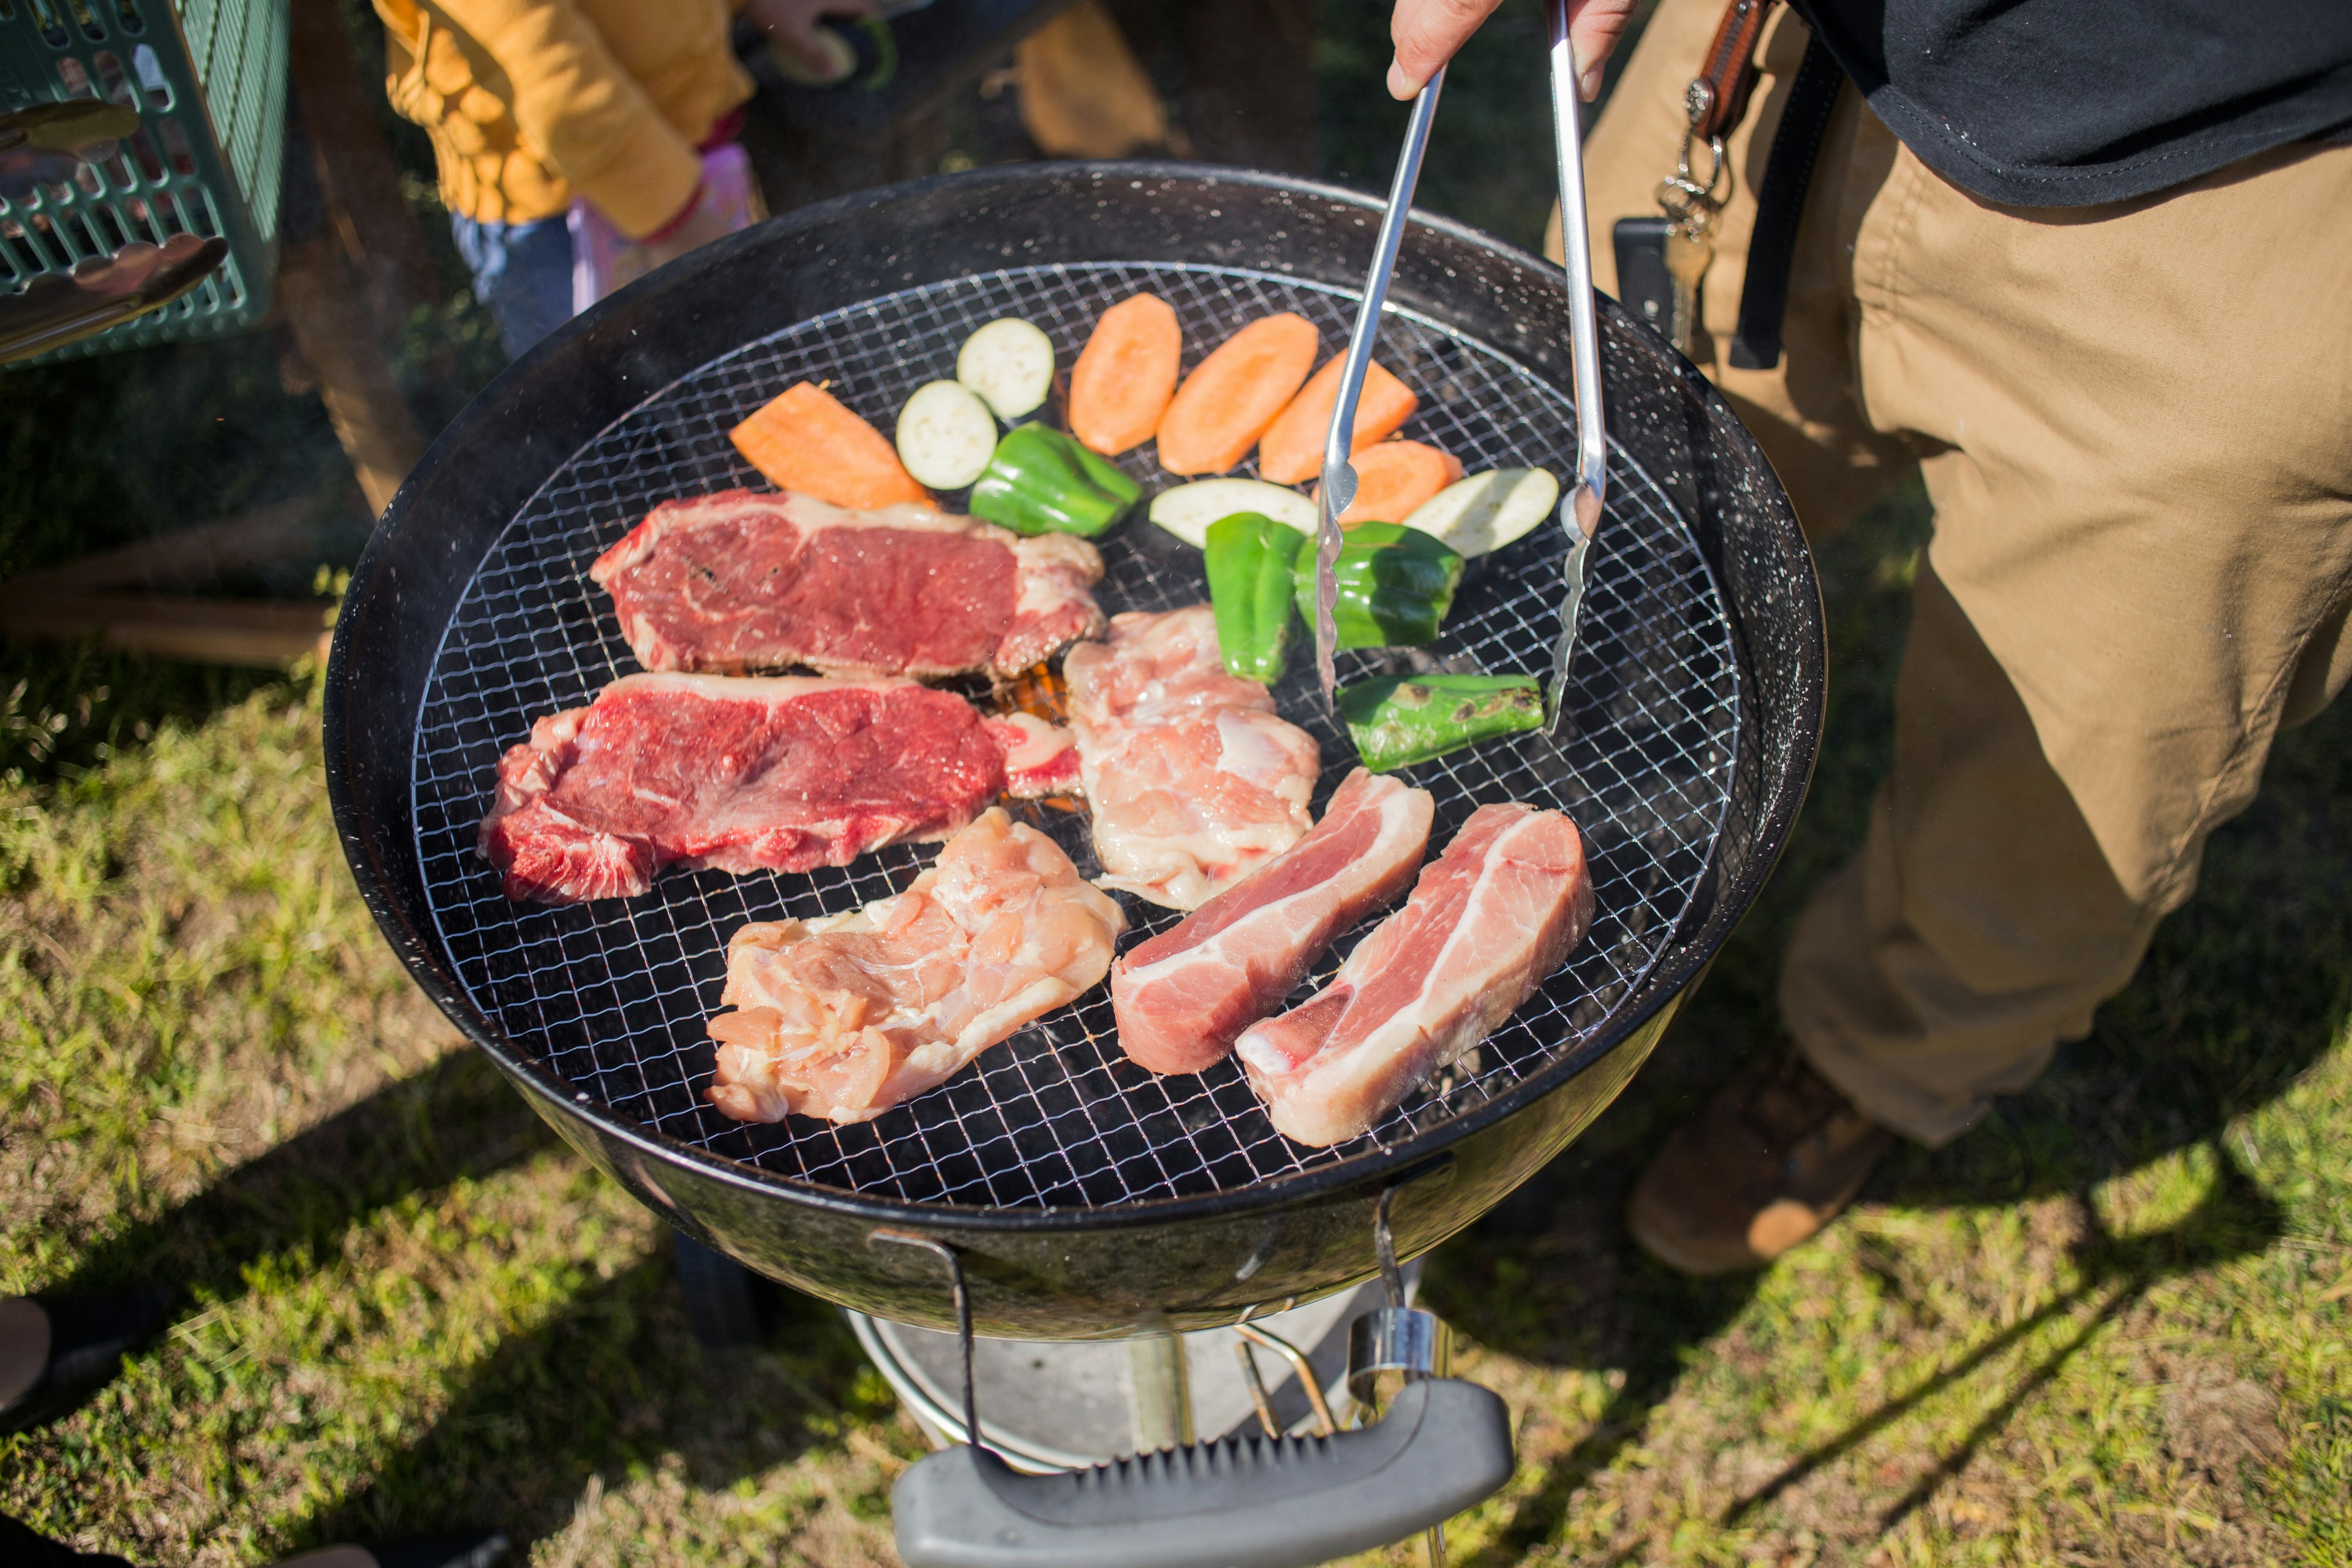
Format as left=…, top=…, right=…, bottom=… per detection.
left=1315, top=439, right=1465, bottom=526
left=729, top=381, right=930, bottom=510
left=1256, top=356, right=1419, bottom=484
left=1070, top=293, right=1183, bottom=455
left=1153, top=312, right=1321, bottom=476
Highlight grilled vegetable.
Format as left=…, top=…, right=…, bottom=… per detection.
left=1205, top=513, right=1300, bottom=682
left=1071, top=292, right=1182, bottom=454
left=1155, top=312, right=1321, bottom=475
left=1315, top=438, right=1463, bottom=526
left=957, top=317, right=1056, bottom=420
left=894, top=379, right=1000, bottom=489
left=1402, top=467, right=1559, bottom=557
left=970, top=423, right=1142, bottom=537
left=1338, top=674, right=1544, bottom=771
left=1257, top=355, right=1419, bottom=484
left=1149, top=477, right=1316, bottom=548
left=1291, top=521, right=1464, bottom=650
left=731, top=380, right=930, bottom=509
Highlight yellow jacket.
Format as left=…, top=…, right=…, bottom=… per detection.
left=374, top=0, right=753, bottom=239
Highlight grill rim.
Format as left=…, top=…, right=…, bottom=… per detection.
left=323, top=160, right=1825, bottom=1237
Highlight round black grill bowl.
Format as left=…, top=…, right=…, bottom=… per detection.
left=323, top=164, right=1823, bottom=1338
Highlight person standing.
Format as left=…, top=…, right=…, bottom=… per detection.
left=372, top=0, right=875, bottom=356
left=1387, top=0, right=2352, bottom=1272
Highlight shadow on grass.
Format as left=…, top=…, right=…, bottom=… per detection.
left=295, top=1239, right=881, bottom=1551
left=52, top=1049, right=554, bottom=1306
left=1425, top=480, right=2351, bottom=1560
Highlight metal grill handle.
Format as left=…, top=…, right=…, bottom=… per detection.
left=890, top=1376, right=1514, bottom=1568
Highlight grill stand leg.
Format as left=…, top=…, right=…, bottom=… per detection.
left=1126, top=1324, right=1194, bottom=1453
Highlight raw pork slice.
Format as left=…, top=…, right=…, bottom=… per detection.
left=1109, top=769, right=1433, bottom=1075
left=1236, top=802, right=1594, bottom=1147
left=705, top=808, right=1124, bottom=1123
left=591, top=489, right=1105, bottom=678
left=478, top=673, right=1074, bottom=904
left=1063, top=604, right=1319, bottom=910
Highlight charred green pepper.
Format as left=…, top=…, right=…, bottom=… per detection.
left=969, top=423, right=1142, bottom=537
left=1205, top=512, right=1301, bottom=682
left=1337, top=673, right=1544, bottom=771
left=1291, top=521, right=1464, bottom=649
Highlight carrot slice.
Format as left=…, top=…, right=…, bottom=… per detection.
left=1070, top=293, right=1183, bottom=455
left=1154, top=312, right=1321, bottom=476
left=1315, top=439, right=1465, bottom=526
left=1256, top=356, right=1419, bottom=484
left=730, top=382, right=931, bottom=510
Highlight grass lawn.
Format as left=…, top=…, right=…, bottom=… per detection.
left=4, top=6, right=2349, bottom=1563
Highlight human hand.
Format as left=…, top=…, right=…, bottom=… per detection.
left=1388, top=0, right=1643, bottom=102
left=742, top=0, right=882, bottom=81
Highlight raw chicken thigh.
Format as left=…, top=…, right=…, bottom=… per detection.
left=705, top=809, right=1124, bottom=1123
left=1063, top=605, right=1319, bottom=910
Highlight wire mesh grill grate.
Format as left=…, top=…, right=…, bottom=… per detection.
left=408, top=262, right=1741, bottom=1212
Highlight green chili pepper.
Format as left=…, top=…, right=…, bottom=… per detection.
left=1205, top=512, right=1301, bottom=682
left=1337, top=673, right=1544, bottom=771
left=969, top=423, right=1142, bottom=537
left=1291, top=521, right=1465, bottom=649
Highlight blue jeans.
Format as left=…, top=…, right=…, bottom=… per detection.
left=450, top=212, right=575, bottom=360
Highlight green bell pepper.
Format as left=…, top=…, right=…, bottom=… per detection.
left=969, top=423, right=1142, bottom=537
left=1205, top=512, right=1301, bottom=682
left=1291, top=522, right=1465, bottom=649
left=1337, top=673, right=1544, bottom=771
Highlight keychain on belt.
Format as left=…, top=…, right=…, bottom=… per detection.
left=1610, top=0, right=1777, bottom=358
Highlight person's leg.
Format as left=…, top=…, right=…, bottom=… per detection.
left=449, top=212, right=578, bottom=360
left=1783, top=135, right=2352, bottom=1142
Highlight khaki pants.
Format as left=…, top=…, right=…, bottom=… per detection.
left=1569, top=0, right=2352, bottom=1142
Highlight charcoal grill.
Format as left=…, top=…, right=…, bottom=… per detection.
left=323, top=163, right=1820, bottom=1554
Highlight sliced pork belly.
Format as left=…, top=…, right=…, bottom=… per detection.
left=1236, top=802, right=1594, bottom=1148
left=478, top=673, right=1073, bottom=904
left=1109, top=769, right=1433, bottom=1075
left=705, top=809, right=1124, bottom=1123
left=1063, top=605, right=1319, bottom=910
left=591, top=489, right=1105, bottom=679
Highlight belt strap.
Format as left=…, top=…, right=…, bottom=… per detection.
left=1728, top=32, right=1844, bottom=372
left=1689, top=0, right=1776, bottom=145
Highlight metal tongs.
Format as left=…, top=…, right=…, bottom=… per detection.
left=1544, top=0, right=1608, bottom=732
left=1313, top=67, right=1444, bottom=709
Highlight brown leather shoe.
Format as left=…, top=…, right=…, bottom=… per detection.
left=1627, top=1044, right=1895, bottom=1275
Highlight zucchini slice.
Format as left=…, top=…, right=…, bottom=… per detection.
left=1400, top=467, right=1560, bottom=557
left=894, top=380, right=1000, bottom=491
left=1148, top=478, right=1316, bottom=549
left=957, top=318, right=1056, bottom=421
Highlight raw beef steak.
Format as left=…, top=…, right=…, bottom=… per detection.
left=590, top=489, right=1105, bottom=678
left=478, top=673, right=1068, bottom=905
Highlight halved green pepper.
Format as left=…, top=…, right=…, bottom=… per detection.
left=969, top=423, right=1142, bottom=537
left=1337, top=673, right=1544, bottom=771
left=1205, top=512, right=1301, bottom=682
left=1291, top=521, right=1465, bottom=649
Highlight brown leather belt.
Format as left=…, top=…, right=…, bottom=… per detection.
left=1652, top=0, right=1845, bottom=372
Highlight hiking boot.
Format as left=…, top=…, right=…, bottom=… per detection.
left=1627, top=1043, right=1895, bottom=1275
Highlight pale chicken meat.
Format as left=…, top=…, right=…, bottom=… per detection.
left=1236, top=802, right=1593, bottom=1147
left=1063, top=605, right=1319, bottom=910
left=704, top=808, right=1124, bottom=1123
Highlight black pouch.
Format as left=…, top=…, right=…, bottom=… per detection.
left=1612, top=216, right=1682, bottom=344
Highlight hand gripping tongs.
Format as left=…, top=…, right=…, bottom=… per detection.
left=1312, top=66, right=1445, bottom=707
left=1313, top=13, right=1605, bottom=731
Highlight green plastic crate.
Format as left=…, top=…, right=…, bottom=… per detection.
left=0, top=0, right=287, bottom=358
